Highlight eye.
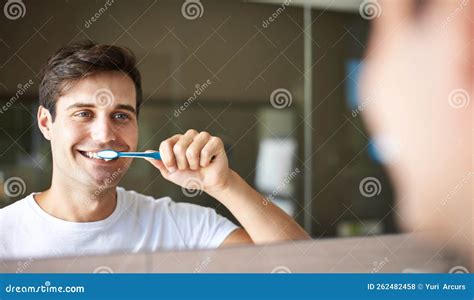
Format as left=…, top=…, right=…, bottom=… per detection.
left=113, top=112, right=129, bottom=120
left=74, top=111, right=92, bottom=118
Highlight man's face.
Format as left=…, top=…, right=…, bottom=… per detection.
left=44, top=71, right=138, bottom=187
left=360, top=1, right=472, bottom=252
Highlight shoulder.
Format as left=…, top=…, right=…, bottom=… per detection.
left=0, top=193, right=35, bottom=229
left=0, top=193, right=33, bottom=216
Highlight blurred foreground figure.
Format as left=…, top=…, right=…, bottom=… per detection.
left=360, top=0, right=473, bottom=267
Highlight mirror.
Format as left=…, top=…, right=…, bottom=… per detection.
left=0, top=0, right=397, bottom=258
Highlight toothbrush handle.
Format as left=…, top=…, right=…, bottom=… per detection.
left=119, top=152, right=161, bottom=160
left=143, top=152, right=161, bottom=160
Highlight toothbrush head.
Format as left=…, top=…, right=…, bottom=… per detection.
left=97, top=150, right=119, bottom=161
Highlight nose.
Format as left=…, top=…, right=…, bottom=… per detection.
left=90, top=115, right=117, bottom=144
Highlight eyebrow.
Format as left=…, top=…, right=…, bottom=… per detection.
left=66, top=103, right=136, bottom=114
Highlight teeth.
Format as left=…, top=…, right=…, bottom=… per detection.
left=81, top=151, right=102, bottom=160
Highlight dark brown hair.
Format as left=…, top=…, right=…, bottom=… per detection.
left=39, top=40, right=142, bottom=120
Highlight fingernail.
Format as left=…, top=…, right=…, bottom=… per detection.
left=168, top=167, right=176, bottom=173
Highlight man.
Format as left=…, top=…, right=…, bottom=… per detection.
left=0, top=41, right=309, bottom=260
left=360, top=0, right=472, bottom=267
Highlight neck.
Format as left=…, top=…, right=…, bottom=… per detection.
left=35, top=174, right=118, bottom=222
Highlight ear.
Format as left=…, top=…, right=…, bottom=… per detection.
left=37, top=105, right=53, bottom=141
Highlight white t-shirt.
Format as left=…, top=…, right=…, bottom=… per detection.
left=0, top=187, right=238, bottom=260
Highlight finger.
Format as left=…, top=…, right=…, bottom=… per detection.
left=144, top=151, right=169, bottom=178
left=186, top=131, right=211, bottom=170
left=159, top=134, right=181, bottom=172
left=173, top=129, right=198, bottom=170
left=200, top=136, right=224, bottom=167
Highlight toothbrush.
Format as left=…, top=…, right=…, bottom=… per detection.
left=96, top=150, right=161, bottom=160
